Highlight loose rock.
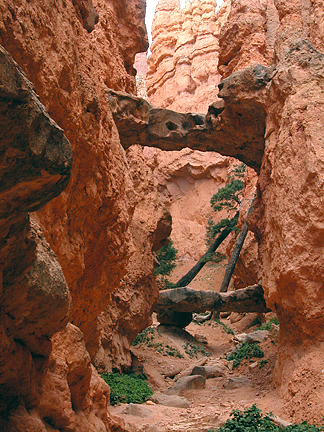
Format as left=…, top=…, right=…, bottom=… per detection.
left=224, top=376, right=253, bottom=390
left=164, top=375, right=206, bottom=395
left=122, top=404, right=152, bottom=418
left=150, top=393, right=190, bottom=408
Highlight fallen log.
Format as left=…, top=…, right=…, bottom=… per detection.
left=154, top=284, right=271, bottom=314
left=175, top=214, right=238, bottom=289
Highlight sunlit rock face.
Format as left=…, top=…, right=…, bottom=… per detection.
left=147, top=0, right=230, bottom=113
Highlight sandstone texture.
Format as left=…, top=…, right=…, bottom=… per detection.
left=0, top=0, right=166, bottom=430
left=143, top=147, right=232, bottom=259
left=134, top=0, right=260, bottom=272
left=147, top=0, right=230, bottom=113
left=0, top=0, right=148, bottom=355
left=144, top=0, right=236, bottom=261
left=93, top=145, right=172, bottom=372
left=218, top=0, right=324, bottom=422
left=0, top=46, right=72, bottom=423
left=112, top=0, right=324, bottom=423
left=0, top=46, right=118, bottom=431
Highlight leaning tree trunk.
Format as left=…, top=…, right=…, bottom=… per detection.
left=154, top=284, right=271, bottom=314
left=219, top=197, right=256, bottom=293
left=175, top=213, right=238, bottom=288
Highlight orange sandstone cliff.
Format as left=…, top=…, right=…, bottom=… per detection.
left=144, top=0, right=243, bottom=262
left=109, top=0, right=324, bottom=423
left=218, top=0, right=324, bottom=422
left=0, top=0, right=169, bottom=430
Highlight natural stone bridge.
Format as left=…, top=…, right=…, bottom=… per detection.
left=107, top=64, right=271, bottom=173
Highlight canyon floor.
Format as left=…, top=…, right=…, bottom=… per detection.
left=110, top=261, right=299, bottom=432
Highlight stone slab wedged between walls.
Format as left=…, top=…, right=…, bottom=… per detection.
left=107, top=65, right=268, bottom=173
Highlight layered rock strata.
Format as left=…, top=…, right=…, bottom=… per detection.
left=147, top=0, right=230, bottom=113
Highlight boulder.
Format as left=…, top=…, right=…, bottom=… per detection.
left=122, top=404, right=152, bottom=418
left=224, top=376, right=253, bottom=390
left=156, top=310, right=193, bottom=328
left=164, top=375, right=206, bottom=395
left=150, top=393, right=190, bottom=409
left=191, top=366, right=208, bottom=379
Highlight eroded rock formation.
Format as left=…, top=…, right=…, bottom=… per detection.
left=142, top=147, right=231, bottom=259
left=111, top=0, right=324, bottom=423
left=93, top=145, right=172, bottom=372
left=0, top=46, right=119, bottom=432
left=0, top=0, right=168, bottom=429
left=147, top=0, right=230, bottom=113
left=0, top=0, right=149, bottom=356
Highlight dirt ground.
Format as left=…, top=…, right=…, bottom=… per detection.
left=110, top=262, right=289, bottom=432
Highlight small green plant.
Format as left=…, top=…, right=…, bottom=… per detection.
left=254, top=316, right=279, bottom=332
left=207, top=405, right=324, bottom=431
left=101, top=372, right=153, bottom=406
left=227, top=342, right=264, bottom=368
left=259, top=359, right=269, bottom=368
left=213, top=318, right=235, bottom=335
left=132, top=327, right=155, bottom=346
left=184, top=342, right=211, bottom=358
left=132, top=328, right=183, bottom=357
left=154, top=240, right=178, bottom=290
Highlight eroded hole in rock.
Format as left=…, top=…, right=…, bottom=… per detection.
left=165, top=121, right=178, bottom=131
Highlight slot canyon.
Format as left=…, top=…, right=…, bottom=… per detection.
left=0, top=0, right=324, bottom=431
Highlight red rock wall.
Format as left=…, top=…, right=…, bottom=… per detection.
left=0, top=0, right=165, bottom=429
left=145, top=0, right=233, bottom=262
left=218, top=0, right=324, bottom=422
left=0, top=0, right=149, bottom=352
left=147, top=0, right=230, bottom=113
left=93, top=145, right=172, bottom=372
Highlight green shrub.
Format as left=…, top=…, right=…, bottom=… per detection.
left=254, top=316, right=279, bottom=332
left=184, top=342, right=211, bottom=358
left=132, top=328, right=155, bottom=346
left=227, top=342, right=264, bottom=368
left=132, top=328, right=183, bottom=358
left=154, top=241, right=178, bottom=277
left=207, top=405, right=324, bottom=431
left=259, top=359, right=269, bottom=368
left=213, top=318, right=235, bottom=335
left=101, top=372, right=153, bottom=406
left=206, top=164, right=246, bottom=245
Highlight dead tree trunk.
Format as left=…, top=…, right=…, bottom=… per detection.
left=154, top=284, right=271, bottom=314
left=219, top=196, right=256, bottom=293
left=175, top=214, right=238, bottom=288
